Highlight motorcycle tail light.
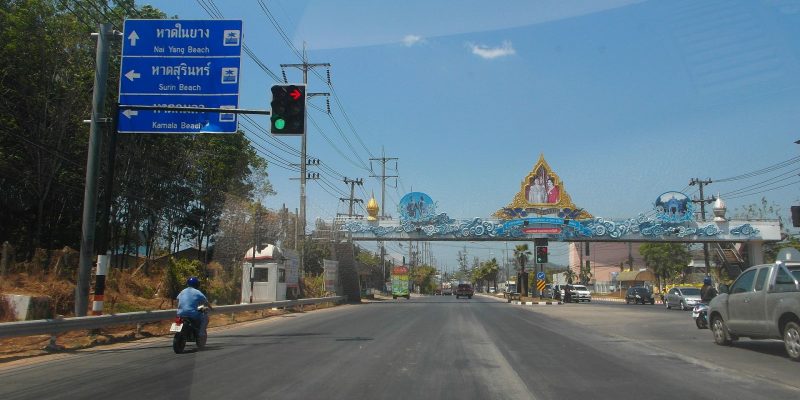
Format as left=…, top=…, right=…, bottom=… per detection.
left=175, top=317, right=183, bottom=323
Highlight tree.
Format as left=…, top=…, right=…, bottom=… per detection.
left=564, top=268, right=577, bottom=284
left=514, top=244, right=531, bottom=272
left=579, top=263, right=592, bottom=285
left=411, top=264, right=437, bottom=294
left=299, top=238, right=330, bottom=276
left=639, top=243, right=690, bottom=288
left=355, top=247, right=383, bottom=290
left=0, top=2, right=273, bottom=272
left=733, top=197, right=791, bottom=262
left=0, top=0, right=98, bottom=256
left=482, top=258, right=500, bottom=289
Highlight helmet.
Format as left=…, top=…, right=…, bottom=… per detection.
left=187, top=276, right=200, bottom=289
left=703, top=276, right=712, bottom=285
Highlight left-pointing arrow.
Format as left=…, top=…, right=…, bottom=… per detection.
left=122, top=109, right=139, bottom=119
left=128, top=31, right=139, bottom=46
left=125, top=70, right=141, bottom=82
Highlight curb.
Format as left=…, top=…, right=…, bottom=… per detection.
left=511, top=301, right=562, bottom=305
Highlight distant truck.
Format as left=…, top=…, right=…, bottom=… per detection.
left=441, top=282, right=453, bottom=296
left=456, top=283, right=474, bottom=299
left=708, top=261, right=800, bottom=361
left=391, top=266, right=411, bottom=300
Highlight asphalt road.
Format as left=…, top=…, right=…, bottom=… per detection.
left=1, top=295, right=798, bottom=400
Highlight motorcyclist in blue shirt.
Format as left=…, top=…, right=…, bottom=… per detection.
left=176, top=276, right=212, bottom=337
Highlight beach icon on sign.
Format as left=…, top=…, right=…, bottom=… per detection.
left=221, top=67, right=238, bottom=84
left=223, top=30, right=241, bottom=46
left=219, top=105, right=235, bottom=122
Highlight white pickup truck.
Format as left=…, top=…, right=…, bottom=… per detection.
left=708, top=261, right=800, bottom=361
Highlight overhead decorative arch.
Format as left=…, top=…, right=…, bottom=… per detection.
left=494, top=154, right=593, bottom=220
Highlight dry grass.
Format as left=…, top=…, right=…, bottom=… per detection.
left=0, top=265, right=341, bottom=362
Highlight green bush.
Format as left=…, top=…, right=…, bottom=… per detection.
left=164, top=258, right=202, bottom=300
left=207, top=268, right=242, bottom=305
left=302, top=274, right=324, bottom=298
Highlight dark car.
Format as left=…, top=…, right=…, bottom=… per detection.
left=456, top=283, right=474, bottom=299
left=625, top=287, right=655, bottom=304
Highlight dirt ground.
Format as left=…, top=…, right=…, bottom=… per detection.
left=1, top=269, right=340, bottom=363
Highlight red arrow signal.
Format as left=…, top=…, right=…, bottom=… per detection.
left=290, top=88, right=302, bottom=100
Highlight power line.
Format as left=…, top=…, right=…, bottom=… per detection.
left=714, top=155, right=800, bottom=183
left=725, top=179, right=800, bottom=200
left=257, top=0, right=376, bottom=161
left=719, top=168, right=800, bottom=197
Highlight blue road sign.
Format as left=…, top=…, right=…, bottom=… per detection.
left=119, top=57, right=241, bottom=95
left=536, top=271, right=546, bottom=280
left=118, top=95, right=238, bottom=134
left=118, top=19, right=242, bottom=134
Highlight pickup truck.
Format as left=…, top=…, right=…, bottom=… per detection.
left=708, top=261, right=800, bottom=361
left=455, top=283, right=474, bottom=299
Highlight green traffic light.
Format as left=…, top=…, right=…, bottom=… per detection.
left=274, top=118, right=286, bottom=129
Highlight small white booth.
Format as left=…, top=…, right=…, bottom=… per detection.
left=241, top=244, right=287, bottom=304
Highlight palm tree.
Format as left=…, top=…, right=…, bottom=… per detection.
left=565, top=268, right=577, bottom=284
left=485, top=258, right=500, bottom=290
left=514, top=244, right=532, bottom=296
left=514, top=244, right=531, bottom=272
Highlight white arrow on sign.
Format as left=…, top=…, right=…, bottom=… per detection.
left=128, top=31, right=139, bottom=46
left=124, top=70, right=141, bottom=82
left=122, top=109, right=139, bottom=119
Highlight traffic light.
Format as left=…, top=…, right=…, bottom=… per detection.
left=535, top=246, right=548, bottom=264
left=792, top=206, right=800, bottom=227
left=270, top=84, right=306, bottom=135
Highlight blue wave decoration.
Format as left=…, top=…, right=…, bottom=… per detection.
left=342, top=216, right=760, bottom=240
left=730, top=224, right=759, bottom=236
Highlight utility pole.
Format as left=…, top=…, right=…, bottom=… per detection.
left=370, top=149, right=397, bottom=288
left=76, top=24, right=113, bottom=317
left=281, top=51, right=330, bottom=287
left=690, top=178, right=714, bottom=276
left=369, top=149, right=398, bottom=220
left=338, top=178, right=364, bottom=218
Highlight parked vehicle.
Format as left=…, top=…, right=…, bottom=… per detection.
left=665, top=286, right=702, bottom=310
left=625, top=287, right=655, bottom=304
left=543, top=284, right=555, bottom=299
left=456, top=283, right=474, bottom=299
left=170, top=305, right=208, bottom=354
left=563, top=284, right=591, bottom=302
left=708, top=261, right=800, bottom=361
left=692, top=303, right=709, bottom=329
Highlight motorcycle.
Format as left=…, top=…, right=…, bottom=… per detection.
left=170, top=305, right=209, bottom=353
left=692, top=303, right=709, bottom=329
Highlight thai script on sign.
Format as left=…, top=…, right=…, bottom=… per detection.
left=152, top=103, right=206, bottom=113
left=156, top=23, right=210, bottom=39
left=151, top=62, right=211, bottom=80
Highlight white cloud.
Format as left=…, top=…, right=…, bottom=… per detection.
left=467, top=40, right=516, bottom=59
left=402, top=34, right=425, bottom=47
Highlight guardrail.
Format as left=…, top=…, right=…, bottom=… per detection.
left=0, top=296, right=345, bottom=339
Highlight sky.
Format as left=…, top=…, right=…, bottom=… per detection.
left=140, top=0, right=800, bottom=269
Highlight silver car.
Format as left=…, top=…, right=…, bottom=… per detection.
left=665, top=287, right=702, bottom=310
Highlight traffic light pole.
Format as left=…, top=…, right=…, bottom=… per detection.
left=281, top=59, right=330, bottom=295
